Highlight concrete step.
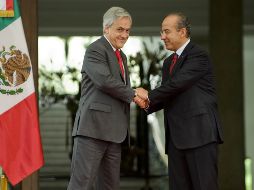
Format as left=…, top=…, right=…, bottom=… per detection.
left=43, top=150, right=70, bottom=157
left=40, top=165, right=70, bottom=175
left=41, top=139, right=67, bottom=147
left=44, top=159, right=70, bottom=166
left=42, top=145, right=72, bottom=152
left=40, top=120, right=70, bottom=126
left=41, top=130, right=66, bottom=137
left=39, top=177, right=170, bottom=190
left=39, top=102, right=73, bottom=178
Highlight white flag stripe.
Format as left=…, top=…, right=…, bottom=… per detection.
left=0, top=17, right=35, bottom=114
left=0, top=0, right=6, bottom=10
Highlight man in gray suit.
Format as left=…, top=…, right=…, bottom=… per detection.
left=67, top=7, right=141, bottom=190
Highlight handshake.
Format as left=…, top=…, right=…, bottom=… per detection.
left=133, top=88, right=150, bottom=109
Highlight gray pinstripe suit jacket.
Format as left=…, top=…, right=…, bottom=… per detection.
left=72, top=36, right=135, bottom=143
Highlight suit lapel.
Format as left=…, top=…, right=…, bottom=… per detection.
left=115, top=52, right=125, bottom=82
left=170, top=55, right=183, bottom=77
left=120, top=50, right=129, bottom=85
left=100, top=36, right=127, bottom=84
left=170, top=42, right=194, bottom=77
left=113, top=51, right=126, bottom=83
left=162, top=57, right=171, bottom=83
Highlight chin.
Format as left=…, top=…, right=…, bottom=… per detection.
left=117, top=44, right=124, bottom=49
left=166, top=45, right=172, bottom=50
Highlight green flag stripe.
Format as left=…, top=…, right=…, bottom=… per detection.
left=0, top=0, right=20, bottom=31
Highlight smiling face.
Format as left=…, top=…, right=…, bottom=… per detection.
left=160, top=15, right=188, bottom=52
left=104, top=16, right=132, bottom=49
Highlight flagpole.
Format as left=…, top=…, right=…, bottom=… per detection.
left=0, top=168, right=8, bottom=190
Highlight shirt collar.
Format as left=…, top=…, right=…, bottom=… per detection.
left=104, top=35, right=120, bottom=52
left=176, top=38, right=190, bottom=56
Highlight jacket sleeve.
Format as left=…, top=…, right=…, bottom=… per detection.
left=83, top=45, right=135, bottom=103
left=148, top=50, right=210, bottom=106
left=146, top=101, right=164, bottom=114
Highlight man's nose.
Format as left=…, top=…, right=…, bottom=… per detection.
left=161, top=33, right=166, bottom=40
left=122, top=31, right=129, bottom=38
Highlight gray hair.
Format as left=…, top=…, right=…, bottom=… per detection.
left=103, top=7, right=132, bottom=30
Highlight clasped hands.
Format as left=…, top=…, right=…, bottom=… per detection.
left=133, top=88, right=149, bottom=109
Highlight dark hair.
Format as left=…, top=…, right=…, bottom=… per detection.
left=167, top=12, right=191, bottom=38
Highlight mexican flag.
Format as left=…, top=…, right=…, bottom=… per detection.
left=0, top=0, right=44, bottom=186
left=0, top=0, right=14, bottom=17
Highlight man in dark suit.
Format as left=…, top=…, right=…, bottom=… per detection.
left=67, top=7, right=141, bottom=190
left=136, top=12, right=223, bottom=190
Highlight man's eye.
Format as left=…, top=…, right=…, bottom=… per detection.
left=117, top=28, right=124, bottom=32
left=160, top=30, right=170, bottom=35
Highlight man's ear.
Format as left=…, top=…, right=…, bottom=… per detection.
left=104, top=26, right=109, bottom=34
left=180, top=28, right=187, bottom=38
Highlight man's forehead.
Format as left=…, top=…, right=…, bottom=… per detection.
left=162, top=18, right=177, bottom=28
left=112, top=19, right=131, bottom=28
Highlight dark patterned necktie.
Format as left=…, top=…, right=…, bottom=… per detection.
left=169, top=53, right=178, bottom=75
left=115, top=49, right=125, bottom=79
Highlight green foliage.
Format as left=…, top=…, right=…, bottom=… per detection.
left=38, top=65, right=80, bottom=111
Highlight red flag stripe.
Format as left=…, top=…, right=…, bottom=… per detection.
left=0, top=93, right=44, bottom=185
left=6, top=0, right=13, bottom=10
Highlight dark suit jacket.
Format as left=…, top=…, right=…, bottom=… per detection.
left=72, top=36, right=135, bottom=143
left=147, top=41, right=223, bottom=152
